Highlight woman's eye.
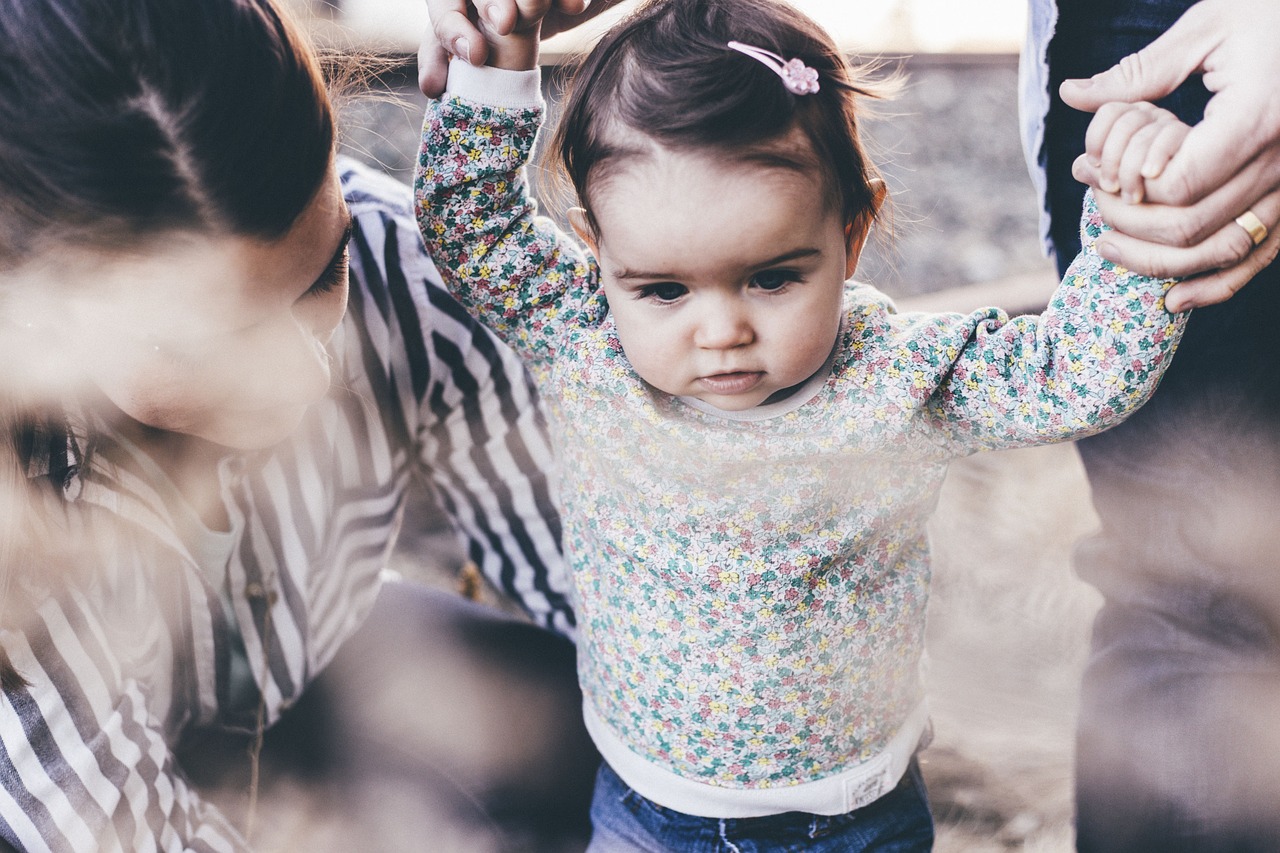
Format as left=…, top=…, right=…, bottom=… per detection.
left=639, top=282, right=688, bottom=302
left=752, top=270, right=799, bottom=291
left=305, top=249, right=349, bottom=299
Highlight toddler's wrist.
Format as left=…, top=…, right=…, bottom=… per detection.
left=482, top=24, right=540, bottom=72
left=444, top=58, right=543, bottom=110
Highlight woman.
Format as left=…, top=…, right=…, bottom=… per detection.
left=0, top=1, right=593, bottom=849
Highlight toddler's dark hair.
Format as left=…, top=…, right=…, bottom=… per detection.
left=551, top=0, right=889, bottom=235
left=0, top=0, right=333, bottom=689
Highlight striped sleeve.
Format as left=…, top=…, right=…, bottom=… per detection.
left=1, top=591, right=244, bottom=852
left=339, top=161, right=574, bottom=638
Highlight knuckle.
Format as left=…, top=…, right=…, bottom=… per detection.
left=1116, top=52, right=1147, bottom=89
left=1220, top=231, right=1255, bottom=266
left=1207, top=281, right=1238, bottom=305
left=1257, top=239, right=1280, bottom=270
left=1161, top=217, right=1197, bottom=248
left=1097, top=101, right=1125, bottom=120
left=1134, top=248, right=1169, bottom=277
left=1163, top=168, right=1197, bottom=209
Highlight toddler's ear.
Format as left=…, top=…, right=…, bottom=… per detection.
left=844, top=178, right=887, bottom=280
left=568, top=207, right=600, bottom=255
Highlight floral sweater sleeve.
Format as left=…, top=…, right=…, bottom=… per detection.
left=414, top=63, right=600, bottom=384
left=899, top=194, right=1188, bottom=454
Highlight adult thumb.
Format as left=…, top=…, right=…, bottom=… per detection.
left=1058, top=7, right=1214, bottom=112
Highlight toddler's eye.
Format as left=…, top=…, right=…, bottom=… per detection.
left=751, top=270, right=800, bottom=291
left=639, top=282, right=688, bottom=302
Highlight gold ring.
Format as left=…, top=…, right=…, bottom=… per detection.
left=1235, top=209, right=1269, bottom=246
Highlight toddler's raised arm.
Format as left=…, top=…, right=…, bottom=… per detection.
left=414, top=58, right=602, bottom=380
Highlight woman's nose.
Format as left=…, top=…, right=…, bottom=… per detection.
left=241, top=312, right=335, bottom=409
left=267, top=278, right=347, bottom=404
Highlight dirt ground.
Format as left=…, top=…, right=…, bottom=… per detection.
left=923, top=444, right=1099, bottom=852
left=329, top=53, right=1097, bottom=851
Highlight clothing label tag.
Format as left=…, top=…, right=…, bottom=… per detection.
left=842, top=752, right=893, bottom=811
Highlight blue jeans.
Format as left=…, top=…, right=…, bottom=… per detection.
left=1045, top=2, right=1280, bottom=850
left=585, top=761, right=934, bottom=852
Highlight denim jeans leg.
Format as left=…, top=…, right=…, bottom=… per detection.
left=586, top=763, right=720, bottom=853
left=586, top=760, right=933, bottom=853
left=1045, top=2, right=1280, bottom=850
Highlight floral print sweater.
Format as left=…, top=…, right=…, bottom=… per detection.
left=414, top=65, right=1185, bottom=813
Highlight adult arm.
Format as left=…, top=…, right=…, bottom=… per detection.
left=1, top=594, right=246, bottom=852
left=340, top=161, right=575, bottom=637
left=418, top=0, right=621, bottom=96
left=1060, top=0, right=1280, bottom=309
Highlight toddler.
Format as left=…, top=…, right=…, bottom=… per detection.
left=415, top=0, right=1189, bottom=848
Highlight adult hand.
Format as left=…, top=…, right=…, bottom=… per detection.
left=418, top=0, right=620, bottom=97
left=1059, top=0, right=1280, bottom=310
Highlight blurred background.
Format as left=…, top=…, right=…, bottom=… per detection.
left=256, top=3, right=1098, bottom=851
left=284, top=0, right=1029, bottom=54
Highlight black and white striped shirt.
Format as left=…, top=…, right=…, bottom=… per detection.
left=0, top=159, right=571, bottom=851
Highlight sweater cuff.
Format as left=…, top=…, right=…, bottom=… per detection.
left=444, top=59, right=543, bottom=110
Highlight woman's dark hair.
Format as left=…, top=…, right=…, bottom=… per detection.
left=551, top=0, right=890, bottom=236
left=0, top=0, right=334, bottom=688
left=0, top=0, right=335, bottom=270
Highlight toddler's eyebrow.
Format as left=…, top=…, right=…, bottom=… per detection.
left=747, top=248, right=822, bottom=270
left=612, top=265, right=673, bottom=282
left=612, top=248, right=821, bottom=282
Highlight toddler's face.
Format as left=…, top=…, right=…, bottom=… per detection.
left=577, top=141, right=871, bottom=411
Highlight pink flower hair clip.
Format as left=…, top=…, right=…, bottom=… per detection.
left=726, top=40, right=820, bottom=96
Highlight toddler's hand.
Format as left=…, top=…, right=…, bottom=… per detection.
left=1075, top=102, right=1191, bottom=204
left=420, top=0, right=605, bottom=95
left=464, top=0, right=556, bottom=72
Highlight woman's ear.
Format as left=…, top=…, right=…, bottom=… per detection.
left=568, top=207, right=600, bottom=255
left=844, top=178, right=887, bottom=280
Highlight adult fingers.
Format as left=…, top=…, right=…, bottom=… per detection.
left=418, top=24, right=451, bottom=97
left=1076, top=153, right=1279, bottom=247
left=1142, top=88, right=1280, bottom=208
left=432, top=5, right=489, bottom=66
left=1164, top=227, right=1280, bottom=311
left=418, top=0, right=566, bottom=96
left=479, top=1, right=519, bottom=35
left=1087, top=187, right=1280, bottom=281
left=1064, top=0, right=1280, bottom=206
left=1058, top=0, right=1215, bottom=111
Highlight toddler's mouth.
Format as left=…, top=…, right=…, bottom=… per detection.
left=698, top=371, right=764, bottom=395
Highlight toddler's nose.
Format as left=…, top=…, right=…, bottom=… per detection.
left=694, top=306, right=754, bottom=350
